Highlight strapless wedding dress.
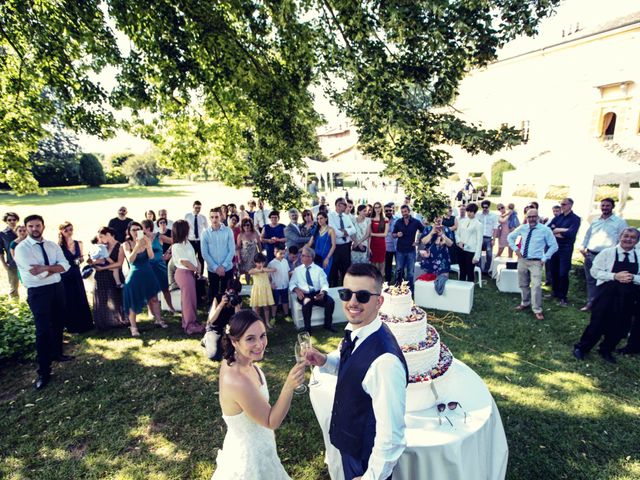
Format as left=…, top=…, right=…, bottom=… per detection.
left=211, top=367, right=291, bottom=480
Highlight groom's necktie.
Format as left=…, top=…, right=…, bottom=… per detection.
left=339, top=330, right=356, bottom=368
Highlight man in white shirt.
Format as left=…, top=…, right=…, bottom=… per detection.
left=254, top=199, right=271, bottom=232
left=289, top=246, right=336, bottom=333
left=328, top=197, right=357, bottom=287
left=158, top=209, right=173, bottom=229
left=185, top=200, right=208, bottom=274
left=478, top=200, right=499, bottom=274
left=573, top=228, right=640, bottom=364
left=306, top=263, right=408, bottom=480
left=578, top=198, right=628, bottom=311
left=14, top=215, right=72, bottom=390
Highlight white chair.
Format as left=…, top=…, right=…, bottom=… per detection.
left=289, top=287, right=348, bottom=330
left=448, top=264, right=483, bottom=288
left=414, top=279, right=474, bottom=314
left=495, top=265, right=521, bottom=293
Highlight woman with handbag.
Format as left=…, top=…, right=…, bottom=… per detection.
left=171, top=220, right=205, bottom=335
left=351, top=204, right=371, bottom=263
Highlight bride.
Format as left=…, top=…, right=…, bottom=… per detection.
left=212, top=309, right=305, bottom=480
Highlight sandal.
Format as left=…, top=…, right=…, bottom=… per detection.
left=130, top=327, right=141, bottom=337
left=154, top=320, right=169, bottom=329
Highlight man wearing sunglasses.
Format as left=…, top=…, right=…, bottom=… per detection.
left=306, top=263, right=408, bottom=480
left=289, top=246, right=336, bottom=333
left=1, top=212, right=20, bottom=298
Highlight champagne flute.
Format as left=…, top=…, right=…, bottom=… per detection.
left=293, top=342, right=308, bottom=395
left=297, top=332, right=319, bottom=386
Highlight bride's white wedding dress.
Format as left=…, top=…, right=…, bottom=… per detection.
left=211, top=366, right=291, bottom=480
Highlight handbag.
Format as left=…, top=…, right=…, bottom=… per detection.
left=202, top=330, right=221, bottom=360
left=353, top=244, right=367, bottom=253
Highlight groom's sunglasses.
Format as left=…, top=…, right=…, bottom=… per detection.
left=338, top=288, right=380, bottom=303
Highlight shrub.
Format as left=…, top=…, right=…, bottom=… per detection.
left=105, top=167, right=128, bottom=184
left=491, top=159, right=515, bottom=195
left=545, top=185, right=569, bottom=200
left=0, top=297, right=35, bottom=361
left=122, top=153, right=167, bottom=186
left=512, top=186, right=538, bottom=198
left=449, top=173, right=460, bottom=182
left=79, top=153, right=106, bottom=187
left=32, top=154, right=81, bottom=187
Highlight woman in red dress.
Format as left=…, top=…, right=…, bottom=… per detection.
left=369, top=202, right=389, bottom=274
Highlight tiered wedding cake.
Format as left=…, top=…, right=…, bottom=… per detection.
left=380, top=282, right=453, bottom=411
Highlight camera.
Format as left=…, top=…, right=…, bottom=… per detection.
left=223, top=290, right=242, bottom=307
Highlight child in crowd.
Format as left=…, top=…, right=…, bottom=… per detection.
left=85, top=236, right=123, bottom=287
left=248, top=252, right=276, bottom=326
left=287, top=245, right=301, bottom=276
left=268, top=245, right=290, bottom=320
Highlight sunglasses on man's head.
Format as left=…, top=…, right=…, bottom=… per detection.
left=338, top=288, right=380, bottom=303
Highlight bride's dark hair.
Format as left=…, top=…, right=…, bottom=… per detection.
left=221, top=309, right=267, bottom=365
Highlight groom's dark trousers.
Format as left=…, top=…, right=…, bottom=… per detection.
left=341, top=453, right=392, bottom=480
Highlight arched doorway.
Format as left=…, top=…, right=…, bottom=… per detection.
left=602, top=112, right=617, bottom=139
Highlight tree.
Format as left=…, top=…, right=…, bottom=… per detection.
left=1, top=1, right=561, bottom=209
left=79, top=153, right=106, bottom=187
left=30, top=123, right=81, bottom=187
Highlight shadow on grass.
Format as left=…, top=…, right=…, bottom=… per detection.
left=0, top=318, right=329, bottom=480
left=0, top=184, right=190, bottom=207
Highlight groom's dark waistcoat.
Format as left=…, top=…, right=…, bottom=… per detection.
left=329, top=323, right=408, bottom=460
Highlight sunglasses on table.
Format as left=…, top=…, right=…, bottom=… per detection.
left=338, top=288, right=380, bottom=303
left=437, top=401, right=467, bottom=424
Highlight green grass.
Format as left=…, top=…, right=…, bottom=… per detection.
left=1, top=270, right=639, bottom=479
left=0, top=183, right=191, bottom=207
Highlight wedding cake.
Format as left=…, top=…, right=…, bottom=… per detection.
left=380, top=282, right=453, bottom=411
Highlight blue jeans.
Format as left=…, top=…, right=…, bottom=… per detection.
left=395, top=250, right=417, bottom=291
left=481, top=236, right=493, bottom=273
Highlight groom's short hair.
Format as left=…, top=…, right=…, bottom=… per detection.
left=345, top=263, right=383, bottom=293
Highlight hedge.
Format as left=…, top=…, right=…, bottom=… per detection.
left=0, top=297, right=35, bottom=361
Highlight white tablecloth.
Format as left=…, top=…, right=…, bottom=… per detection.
left=489, top=257, right=510, bottom=279
left=309, top=359, right=508, bottom=480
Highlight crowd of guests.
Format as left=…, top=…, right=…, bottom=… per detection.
left=1, top=191, right=638, bottom=390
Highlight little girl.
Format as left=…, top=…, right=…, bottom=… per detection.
left=248, top=252, right=276, bottom=326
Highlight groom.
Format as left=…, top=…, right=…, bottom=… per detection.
left=307, top=263, right=408, bottom=480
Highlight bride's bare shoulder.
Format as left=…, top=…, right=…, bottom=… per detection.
left=219, top=363, right=257, bottom=393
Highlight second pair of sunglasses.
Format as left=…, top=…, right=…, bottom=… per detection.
left=338, top=288, right=381, bottom=303
left=437, top=401, right=467, bottom=424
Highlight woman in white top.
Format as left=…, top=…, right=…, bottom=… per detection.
left=456, top=203, right=483, bottom=282
left=171, top=220, right=205, bottom=334
left=212, top=310, right=305, bottom=480
left=351, top=204, right=371, bottom=263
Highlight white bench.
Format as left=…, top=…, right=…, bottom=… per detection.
left=415, top=262, right=482, bottom=288
left=414, top=279, right=474, bottom=314
left=495, top=265, right=521, bottom=293
left=289, top=287, right=348, bottom=330
left=160, top=289, right=182, bottom=312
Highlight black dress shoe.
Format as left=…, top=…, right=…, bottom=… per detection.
left=599, top=351, right=617, bottom=364
left=324, top=326, right=338, bottom=333
left=54, top=354, right=75, bottom=362
left=35, top=376, right=50, bottom=390
left=572, top=347, right=585, bottom=360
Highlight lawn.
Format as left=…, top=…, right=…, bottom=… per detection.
left=1, top=268, right=639, bottom=480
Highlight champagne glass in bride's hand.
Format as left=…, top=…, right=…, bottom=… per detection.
left=293, top=342, right=308, bottom=395
left=297, top=332, right=319, bottom=387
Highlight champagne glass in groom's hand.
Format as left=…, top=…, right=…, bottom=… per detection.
left=298, top=333, right=319, bottom=387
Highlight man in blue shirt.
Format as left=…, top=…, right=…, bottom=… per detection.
left=547, top=198, right=581, bottom=306
left=392, top=205, right=422, bottom=292
left=578, top=198, right=628, bottom=311
left=508, top=209, right=558, bottom=321
left=202, top=207, right=236, bottom=304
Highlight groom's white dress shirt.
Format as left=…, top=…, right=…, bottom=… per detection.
left=320, top=316, right=407, bottom=480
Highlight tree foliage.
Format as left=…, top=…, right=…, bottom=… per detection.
left=79, top=153, right=106, bottom=187
left=1, top=0, right=560, bottom=211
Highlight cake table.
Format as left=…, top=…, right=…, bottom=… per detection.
left=309, top=359, right=508, bottom=480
